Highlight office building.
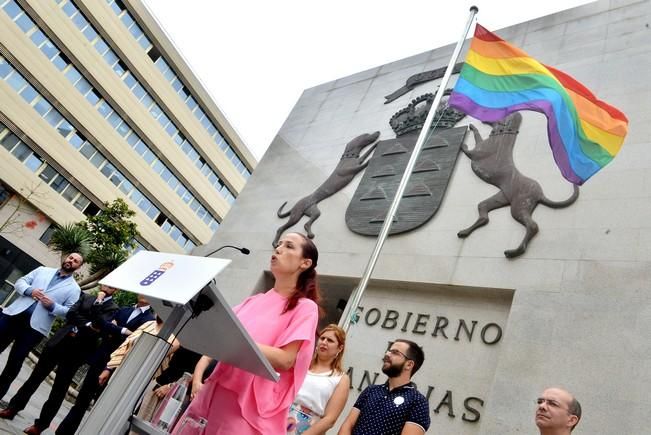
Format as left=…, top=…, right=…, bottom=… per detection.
left=0, top=0, right=256, bottom=286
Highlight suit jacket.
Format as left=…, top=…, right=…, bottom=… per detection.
left=108, top=306, right=155, bottom=337
left=89, top=305, right=155, bottom=365
left=47, top=292, right=119, bottom=349
left=6, top=266, right=80, bottom=336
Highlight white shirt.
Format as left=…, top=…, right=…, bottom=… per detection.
left=294, top=370, right=344, bottom=417
left=121, top=305, right=151, bottom=335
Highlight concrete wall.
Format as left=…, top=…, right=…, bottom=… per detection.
left=0, top=195, right=58, bottom=268
left=200, top=1, right=651, bottom=433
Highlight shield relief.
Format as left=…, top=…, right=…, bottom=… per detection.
left=345, top=126, right=466, bottom=236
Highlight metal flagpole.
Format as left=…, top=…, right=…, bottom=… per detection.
left=339, top=6, right=479, bottom=333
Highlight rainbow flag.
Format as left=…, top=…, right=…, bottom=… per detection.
left=449, top=24, right=628, bottom=185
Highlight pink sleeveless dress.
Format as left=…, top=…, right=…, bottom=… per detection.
left=172, top=289, right=318, bottom=434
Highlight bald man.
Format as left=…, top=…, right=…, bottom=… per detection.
left=0, top=253, right=83, bottom=402
left=535, top=387, right=581, bottom=434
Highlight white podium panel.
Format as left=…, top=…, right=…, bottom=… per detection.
left=150, top=283, right=279, bottom=381
left=100, top=250, right=230, bottom=304
left=99, top=250, right=278, bottom=381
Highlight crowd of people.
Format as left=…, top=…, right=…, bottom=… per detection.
left=0, top=233, right=582, bottom=434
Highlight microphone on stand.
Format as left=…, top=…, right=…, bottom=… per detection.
left=191, top=244, right=250, bottom=315
left=203, top=245, right=250, bottom=257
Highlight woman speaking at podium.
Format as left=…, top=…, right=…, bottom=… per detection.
left=173, top=232, right=320, bottom=435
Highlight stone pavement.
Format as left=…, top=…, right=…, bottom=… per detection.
left=0, top=349, right=73, bottom=435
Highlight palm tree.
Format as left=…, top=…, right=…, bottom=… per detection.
left=49, top=199, right=139, bottom=289
left=48, top=223, right=91, bottom=261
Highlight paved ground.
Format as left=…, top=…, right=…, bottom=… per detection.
left=0, top=349, right=73, bottom=435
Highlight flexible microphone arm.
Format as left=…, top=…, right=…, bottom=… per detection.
left=204, top=244, right=250, bottom=257
left=199, top=245, right=249, bottom=314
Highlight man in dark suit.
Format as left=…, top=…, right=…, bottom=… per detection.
left=0, top=253, right=83, bottom=402
left=54, top=294, right=154, bottom=435
left=0, top=285, right=119, bottom=435
left=110, top=293, right=155, bottom=338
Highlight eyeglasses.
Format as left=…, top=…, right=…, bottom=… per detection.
left=535, top=398, right=569, bottom=411
left=386, top=348, right=412, bottom=360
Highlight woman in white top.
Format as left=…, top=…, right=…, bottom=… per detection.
left=288, top=324, right=350, bottom=435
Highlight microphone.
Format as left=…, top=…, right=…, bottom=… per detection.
left=204, top=245, right=250, bottom=257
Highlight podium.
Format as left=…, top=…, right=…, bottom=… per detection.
left=78, top=251, right=278, bottom=434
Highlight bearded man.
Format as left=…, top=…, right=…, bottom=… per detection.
left=338, top=339, right=430, bottom=435
left=0, top=253, right=83, bottom=402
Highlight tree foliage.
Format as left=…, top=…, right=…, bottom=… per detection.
left=84, top=198, right=139, bottom=270
left=113, top=290, right=138, bottom=307
left=49, top=223, right=91, bottom=260
left=49, top=198, right=140, bottom=289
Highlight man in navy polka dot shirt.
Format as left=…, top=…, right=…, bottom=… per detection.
left=338, top=339, right=430, bottom=435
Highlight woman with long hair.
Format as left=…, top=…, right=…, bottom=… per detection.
left=173, top=232, right=321, bottom=435
left=287, top=324, right=350, bottom=435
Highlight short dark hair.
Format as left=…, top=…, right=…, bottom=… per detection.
left=394, top=339, right=425, bottom=376
left=568, top=397, right=581, bottom=431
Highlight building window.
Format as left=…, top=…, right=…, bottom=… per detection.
left=39, top=224, right=56, bottom=245
left=83, top=202, right=100, bottom=216
left=101, top=0, right=249, bottom=187
left=0, top=183, right=12, bottom=208
left=2, top=0, right=223, bottom=236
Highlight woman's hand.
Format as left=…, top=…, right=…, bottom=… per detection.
left=257, top=340, right=302, bottom=372
left=190, top=355, right=213, bottom=400
left=191, top=379, right=203, bottom=400
left=154, top=383, right=172, bottom=398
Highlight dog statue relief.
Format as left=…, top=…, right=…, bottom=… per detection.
left=273, top=132, right=380, bottom=247
left=457, top=112, right=579, bottom=258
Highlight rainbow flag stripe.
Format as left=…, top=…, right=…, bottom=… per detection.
left=449, top=24, right=628, bottom=185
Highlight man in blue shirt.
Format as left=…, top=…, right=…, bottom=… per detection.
left=0, top=285, right=119, bottom=435
left=338, top=339, right=430, bottom=435
left=0, top=253, right=83, bottom=402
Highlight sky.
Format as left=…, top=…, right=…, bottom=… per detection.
left=142, top=0, right=592, bottom=161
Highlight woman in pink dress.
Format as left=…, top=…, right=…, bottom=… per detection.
left=173, top=232, right=321, bottom=434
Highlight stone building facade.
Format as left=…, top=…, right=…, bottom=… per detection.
left=201, top=1, right=650, bottom=433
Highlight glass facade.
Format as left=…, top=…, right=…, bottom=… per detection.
left=1, top=0, right=221, bottom=234
left=54, top=0, right=240, bottom=205
left=0, top=54, right=197, bottom=252
left=105, top=0, right=252, bottom=180
left=0, top=122, right=95, bottom=214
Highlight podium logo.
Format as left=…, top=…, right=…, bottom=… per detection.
left=140, top=261, right=174, bottom=286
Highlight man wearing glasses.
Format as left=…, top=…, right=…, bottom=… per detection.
left=338, top=339, right=430, bottom=435
left=535, top=387, right=581, bottom=434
